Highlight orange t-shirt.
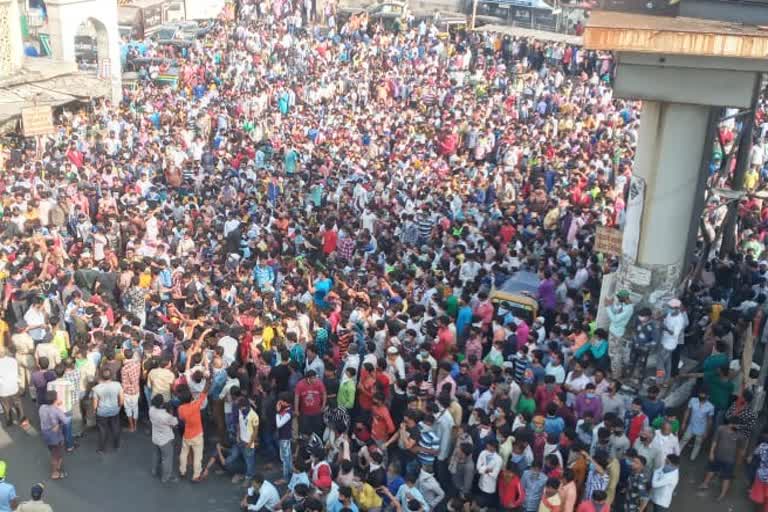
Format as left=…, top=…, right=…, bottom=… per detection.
left=178, top=394, right=205, bottom=439
left=570, top=332, right=589, bottom=352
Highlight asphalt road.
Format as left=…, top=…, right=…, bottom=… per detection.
left=0, top=405, right=756, bottom=512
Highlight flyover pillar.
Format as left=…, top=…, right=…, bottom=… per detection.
left=583, top=11, right=768, bottom=375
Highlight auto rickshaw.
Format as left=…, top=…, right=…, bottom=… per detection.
left=490, top=270, right=540, bottom=324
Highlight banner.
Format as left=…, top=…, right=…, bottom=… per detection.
left=21, top=106, right=54, bottom=137
left=622, top=175, right=645, bottom=263
left=595, top=226, right=623, bottom=257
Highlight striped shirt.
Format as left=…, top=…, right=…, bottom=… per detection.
left=584, top=467, right=609, bottom=501
left=416, top=215, right=434, bottom=242
left=417, top=424, right=440, bottom=467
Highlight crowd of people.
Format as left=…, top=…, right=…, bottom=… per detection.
left=1, top=1, right=768, bottom=512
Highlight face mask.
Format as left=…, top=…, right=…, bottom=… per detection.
left=585, top=393, right=595, bottom=399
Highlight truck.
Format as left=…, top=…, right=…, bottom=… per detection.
left=118, top=0, right=169, bottom=40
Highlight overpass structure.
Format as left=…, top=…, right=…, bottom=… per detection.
left=583, top=9, right=768, bottom=374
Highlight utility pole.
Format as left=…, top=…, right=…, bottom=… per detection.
left=720, top=75, right=762, bottom=255
left=471, top=0, right=478, bottom=30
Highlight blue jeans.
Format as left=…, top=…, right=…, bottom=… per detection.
left=63, top=414, right=74, bottom=450
left=225, top=442, right=256, bottom=479
left=279, top=439, right=292, bottom=480
left=260, top=427, right=278, bottom=459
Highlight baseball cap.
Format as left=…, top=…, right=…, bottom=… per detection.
left=31, top=483, right=44, bottom=500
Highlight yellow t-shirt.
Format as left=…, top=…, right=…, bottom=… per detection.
left=745, top=169, right=759, bottom=191
left=0, top=319, right=8, bottom=345
left=139, top=272, right=152, bottom=289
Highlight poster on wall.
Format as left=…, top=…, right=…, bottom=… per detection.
left=595, top=272, right=616, bottom=329
left=622, top=175, right=645, bottom=263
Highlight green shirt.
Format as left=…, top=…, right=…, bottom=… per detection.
left=445, top=295, right=459, bottom=318
left=702, top=353, right=728, bottom=374
left=705, top=373, right=734, bottom=410
left=516, top=396, right=536, bottom=417
left=337, top=379, right=356, bottom=410
left=651, top=417, right=680, bottom=433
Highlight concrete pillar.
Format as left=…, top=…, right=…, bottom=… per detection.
left=608, top=101, right=714, bottom=376
left=615, top=101, right=713, bottom=305
left=636, top=103, right=710, bottom=267
left=0, top=0, right=25, bottom=76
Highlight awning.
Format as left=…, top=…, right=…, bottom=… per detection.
left=0, top=72, right=111, bottom=133
left=474, top=24, right=583, bottom=45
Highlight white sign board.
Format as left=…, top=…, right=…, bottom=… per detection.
left=627, top=265, right=652, bottom=287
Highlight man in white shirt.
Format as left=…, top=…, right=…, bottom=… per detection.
left=654, top=421, right=680, bottom=459
left=217, top=330, right=239, bottom=367
left=23, top=300, right=48, bottom=344
left=564, top=360, right=592, bottom=406
left=659, top=298, right=686, bottom=383
left=242, top=473, right=280, bottom=511
left=650, top=454, right=679, bottom=512
left=0, top=345, right=25, bottom=426
left=476, top=439, right=502, bottom=506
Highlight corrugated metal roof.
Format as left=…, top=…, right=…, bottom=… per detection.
left=584, top=10, right=768, bottom=59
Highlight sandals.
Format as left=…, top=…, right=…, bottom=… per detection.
left=51, top=471, right=69, bottom=480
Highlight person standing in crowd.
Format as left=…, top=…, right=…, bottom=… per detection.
left=700, top=419, right=744, bottom=501
left=750, top=429, right=768, bottom=512
left=91, top=368, right=123, bottom=454
left=177, top=377, right=211, bottom=482
left=522, top=461, right=548, bottom=512
left=0, top=461, right=17, bottom=512
left=38, top=390, right=68, bottom=480
left=0, top=346, right=25, bottom=428
left=658, top=299, right=686, bottom=384
left=149, top=394, right=179, bottom=484
left=680, top=388, right=714, bottom=461
left=294, top=369, right=327, bottom=439
left=605, top=290, right=634, bottom=376
left=650, top=454, right=679, bottom=512
left=476, top=439, right=502, bottom=510
left=120, top=348, right=142, bottom=433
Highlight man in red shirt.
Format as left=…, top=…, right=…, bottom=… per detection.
left=433, top=316, right=455, bottom=361
left=322, top=223, right=337, bottom=256
left=370, top=392, right=395, bottom=444
left=357, top=362, right=376, bottom=413
left=294, top=369, right=327, bottom=438
left=374, top=360, right=391, bottom=402
left=177, top=377, right=211, bottom=482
